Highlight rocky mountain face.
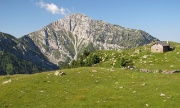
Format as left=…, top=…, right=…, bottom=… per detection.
left=0, top=14, right=159, bottom=74
left=23, top=14, right=158, bottom=66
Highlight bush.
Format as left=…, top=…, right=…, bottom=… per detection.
left=70, top=60, right=77, bottom=68
left=120, top=58, right=133, bottom=67
left=83, top=50, right=90, bottom=57
left=85, top=54, right=101, bottom=66
left=67, top=51, right=101, bottom=68
left=6, top=63, right=14, bottom=75
left=121, top=58, right=126, bottom=67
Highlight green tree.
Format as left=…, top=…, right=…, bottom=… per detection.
left=121, top=58, right=126, bottom=67
left=83, top=50, right=90, bottom=57
left=70, top=60, right=77, bottom=68
left=6, top=63, right=14, bottom=75
left=78, top=56, right=85, bottom=66
left=84, top=54, right=101, bottom=66
left=91, top=54, right=101, bottom=64
left=120, top=58, right=133, bottom=67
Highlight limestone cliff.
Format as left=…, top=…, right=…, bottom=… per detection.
left=24, top=14, right=158, bottom=66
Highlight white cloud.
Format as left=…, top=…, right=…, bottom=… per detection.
left=36, top=1, right=69, bottom=15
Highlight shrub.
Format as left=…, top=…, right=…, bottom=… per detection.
left=70, top=60, right=77, bottom=68
left=120, top=58, right=133, bottom=67
left=84, top=54, right=101, bottom=66
left=6, top=63, right=14, bottom=75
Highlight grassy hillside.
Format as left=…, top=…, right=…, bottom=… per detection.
left=0, top=42, right=179, bottom=108
left=92, top=41, right=180, bottom=70
left=0, top=67, right=180, bottom=108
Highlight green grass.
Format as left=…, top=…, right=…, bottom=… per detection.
left=133, top=42, right=180, bottom=70
left=93, top=41, right=180, bottom=70
left=1, top=42, right=180, bottom=107
left=0, top=67, right=180, bottom=108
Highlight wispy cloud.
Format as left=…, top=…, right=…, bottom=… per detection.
left=36, top=1, right=70, bottom=15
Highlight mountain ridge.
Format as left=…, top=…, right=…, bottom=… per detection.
left=0, top=32, right=58, bottom=75
left=0, top=13, right=159, bottom=74
left=24, top=14, right=158, bottom=66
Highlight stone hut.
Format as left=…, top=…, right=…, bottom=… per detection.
left=151, top=41, right=170, bottom=53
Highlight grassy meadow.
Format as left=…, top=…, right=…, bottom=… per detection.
left=94, top=41, right=180, bottom=70
left=0, top=67, right=180, bottom=108
left=0, top=41, right=180, bottom=108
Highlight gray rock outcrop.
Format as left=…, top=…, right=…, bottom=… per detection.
left=23, top=14, right=158, bottom=66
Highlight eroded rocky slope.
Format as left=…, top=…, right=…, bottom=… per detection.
left=24, top=14, right=158, bottom=66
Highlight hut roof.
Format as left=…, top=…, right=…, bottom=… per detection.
left=152, top=41, right=170, bottom=46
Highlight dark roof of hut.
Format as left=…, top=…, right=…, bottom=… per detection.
left=152, top=41, right=170, bottom=46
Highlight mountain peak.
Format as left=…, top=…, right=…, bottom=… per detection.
left=53, top=13, right=90, bottom=24
left=66, top=13, right=89, bottom=18
left=48, top=13, right=92, bottom=33
left=26, top=14, right=158, bottom=66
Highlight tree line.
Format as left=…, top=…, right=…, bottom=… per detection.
left=61, top=50, right=133, bottom=69
left=0, top=51, right=46, bottom=75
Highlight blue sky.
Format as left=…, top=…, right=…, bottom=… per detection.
left=0, top=0, right=180, bottom=42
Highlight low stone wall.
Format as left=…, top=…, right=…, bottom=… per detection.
left=162, top=70, right=180, bottom=74
left=124, top=66, right=180, bottom=74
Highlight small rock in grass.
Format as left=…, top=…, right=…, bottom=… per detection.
left=54, top=71, right=60, bottom=76
left=60, top=72, right=66, bottom=76
left=109, top=68, right=114, bottom=71
left=160, top=93, right=166, bottom=97
left=133, top=91, right=136, bottom=93
left=55, top=71, right=66, bottom=76
left=115, top=82, right=118, bottom=84
left=92, top=70, right=97, bottom=72
left=119, top=86, right=124, bottom=89
left=39, top=90, right=44, bottom=93
left=143, top=55, right=149, bottom=58
left=167, top=95, right=172, bottom=98
left=2, top=79, right=11, bottom=84
left=170, top=65, right=174, bottom=67
left=142, top=83, right=146, bottom=86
